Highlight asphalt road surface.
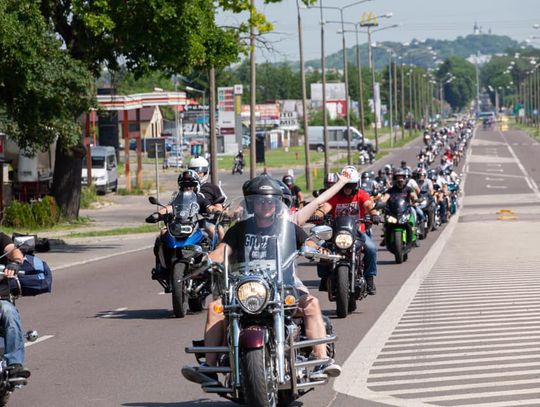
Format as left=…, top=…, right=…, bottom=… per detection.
left=10, top=124, right=540, bottom=407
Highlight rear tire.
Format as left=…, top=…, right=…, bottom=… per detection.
left=394, top=230, right=404, bottom=264
left=0, top=390, right=10, bottom=407
left=172, top=263, right=188, bottom=318
left=335, top=266, right=349, bottom=318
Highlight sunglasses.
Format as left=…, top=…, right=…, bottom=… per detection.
left=254, top=197, right=275, bottom=205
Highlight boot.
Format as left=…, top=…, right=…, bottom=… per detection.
left=365, top=276, right=376, bottom=295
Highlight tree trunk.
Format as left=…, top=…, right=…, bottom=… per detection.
left=51, top=138, right=84, bottom=219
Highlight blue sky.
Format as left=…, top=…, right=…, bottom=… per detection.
left=217, top=0, right=540, bottom=62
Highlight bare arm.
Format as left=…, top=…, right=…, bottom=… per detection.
left=208, top=242, right=232, bottom=264
left=293, top=175, right=348, bottom=225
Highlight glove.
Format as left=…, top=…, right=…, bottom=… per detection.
left=371, top=215, right=381, bottom=225
left=5, top=262, right=21, bottom=274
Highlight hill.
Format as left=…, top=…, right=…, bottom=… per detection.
left=305, top=34, right=525, bottom=70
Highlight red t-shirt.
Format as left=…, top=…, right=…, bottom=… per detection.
left=328, top=190, right=371, bottom=232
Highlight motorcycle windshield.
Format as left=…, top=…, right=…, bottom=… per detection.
left=225, top=198, right=299, bottom=286
left=387, top=195, right=408, bottom=218
left=171, top=191, right=200, bottom=221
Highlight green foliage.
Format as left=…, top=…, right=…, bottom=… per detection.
left=80, top=186, right=99, bottom=209
left=437, top=57, right=476, bottom=111
left=2, top=196, right=60, bottom=229
left=0, top=0, right=95, bottom=152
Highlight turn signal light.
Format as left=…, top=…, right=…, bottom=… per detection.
left=284, top=295, right=296, bottom=306
left=213, top=304, right=224, bottom=314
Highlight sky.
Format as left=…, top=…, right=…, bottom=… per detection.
left=217, top=0, right=540, bottom=62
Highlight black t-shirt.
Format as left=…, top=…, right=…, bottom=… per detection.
left=0, top=233, right=12, bottom=265
left=0, top=233, right=13, bottom=296
left=223, top=217, right=307, bottom=263
left=387, top=185, right=414, bottom=202
left=200, top=183, right=225, bottom=206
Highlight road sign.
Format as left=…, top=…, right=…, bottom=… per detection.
left=279, top=112, right=298, bottom=130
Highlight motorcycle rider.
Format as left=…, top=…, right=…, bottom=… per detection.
left=181, top=175, right=341, bottom=385
left=317, top=166, right=380, bottom=295
left=0, top=233, right=30, bottom=379
left=381, top=168, right=419, bottom=246
left=233, top=150, right=245, bottom=173
left=188, top=157, right=227, bottom=241
left=282, top=174, right=304, bottom=209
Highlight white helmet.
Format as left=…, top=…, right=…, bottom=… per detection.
left=188, top=157, right=209, bottom=183
left=341, top=165, right=360, bottom=191
left=341, top=165, right=360, bottom=183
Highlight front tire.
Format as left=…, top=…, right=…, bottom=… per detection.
left=394, top=230, right=404, bottom=264
left=242, top=347, right=277, bottom=407
left=335, top=266, right=349, bottom=318
left=0, top=390, right=10, bottom=407
left=172, top=263, right=188, bottom=318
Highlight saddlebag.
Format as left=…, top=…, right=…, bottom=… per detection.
left=10, top=255, right=53, bottom=296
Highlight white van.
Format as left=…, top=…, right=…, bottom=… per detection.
left=82, top=146, right=118, bottom=194
left=307, top=126, right=374, bottom=152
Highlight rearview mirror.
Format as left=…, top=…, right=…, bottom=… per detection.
left=149, top=196, right=158, bottom=205
left=310, top=225, right=332, bottom=241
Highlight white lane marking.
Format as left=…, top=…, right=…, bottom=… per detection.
left=99, top=307, right=128, bottom=318
left=486, top=168, right=504, bottom=172
left=467, top=171, right=524, bottom=179
left=485, top=177, right=504, bottom=181
left=25, top=335, right=54, bottom=348
left=158, top=291, right=166, bottom=295
left=486, top=163, right=502, bottom=166
left=486, top=184, right=507, bottom=189
left=54, top=245, right=153, bottom=271
left=500, top=130, right=540, bottom=198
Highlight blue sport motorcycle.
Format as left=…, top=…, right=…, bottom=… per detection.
left=146, top=192, right=212, bottom=318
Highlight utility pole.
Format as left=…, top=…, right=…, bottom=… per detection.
left=249, top=0, right=257, bottom=178
left=320, top=1, right=329, bottom=176
left=209, top=67, right=218, bottom=184
left=296, top=0, right=312, bottom=190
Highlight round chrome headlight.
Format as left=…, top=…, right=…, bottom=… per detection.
left=335, top=232, right=353, bottom=249
left=236, top=280, right=269, bottom=314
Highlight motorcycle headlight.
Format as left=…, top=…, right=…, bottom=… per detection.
left=335, top=232, right=353, bottom=249
left=399, top=214, right=410, bottom=224
left=236, top=280, right=269, bottom=314
left=386, top=215, right=398, bottom=224
left=169, top=222, right=192, bottom=236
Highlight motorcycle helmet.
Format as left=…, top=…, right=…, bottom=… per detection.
left=383, top=164, right=393, bottom=175
left=282, top=175, right=294, bottom=187
left=393, top=168, right=407, bottom=189
left=403, top=167, right=412, bottom=180
left=341, top=165, right=360, bottom=192
left=361, top=171, right=370, bottom=180
left=324, top=172, right=339, bottom=189
left=188, top=157, right=209, bottom=183
left=242, top=174, right=283, bottom=213
left=276, top=180, right=293, bottom=208
left=427, top=169, right=437, bottom=181
left=177, top=169, right=201, bottom=193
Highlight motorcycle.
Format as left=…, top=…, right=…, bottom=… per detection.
left=382, top=195, right=417, bottom=264
left=184, top=202, right=338, bottom=406
left=232, top=157, right=244, bottom=174
left=447, top=182, right=460, bottom=215
left=317, top=217, right=369, bottom=318
left=0, top=265, right=39, bottom=407
left=146, top=192, right=213, bottom=318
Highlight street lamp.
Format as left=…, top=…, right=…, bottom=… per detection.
left=308, top=0, right=373, bottom=167
left=359, top=14, right=397, bottom=152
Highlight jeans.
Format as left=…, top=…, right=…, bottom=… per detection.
left=0, top=300, right=25, bottom=366
left=361, top=233, right=378, bottom=277
left=415, top=206, right=426, bottom=222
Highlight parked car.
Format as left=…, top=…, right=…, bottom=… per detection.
left=307, top=126, right=374, bottom=152
left=81, top=146, right=118, bottom=194
left=163, top=154, right=184, bottom=169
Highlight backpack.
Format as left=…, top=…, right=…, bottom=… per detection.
left=10, top=255, right=53, bottom=296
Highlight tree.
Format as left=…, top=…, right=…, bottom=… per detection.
left=0, top=1, right=95, bottom=216
left=437, top=57, right=476, bottom=111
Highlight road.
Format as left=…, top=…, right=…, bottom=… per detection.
left=9, top=125, right=540, bottom=406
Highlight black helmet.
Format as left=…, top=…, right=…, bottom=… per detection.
left=242, top=174, right=283, bottom=213
left=282, top=175, right=294, bottom=186
left=177, top=170, right=201, bottom=192
left=393, top=168, right=407, bottom=189
left=276, top=180, right=293, bottom=208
